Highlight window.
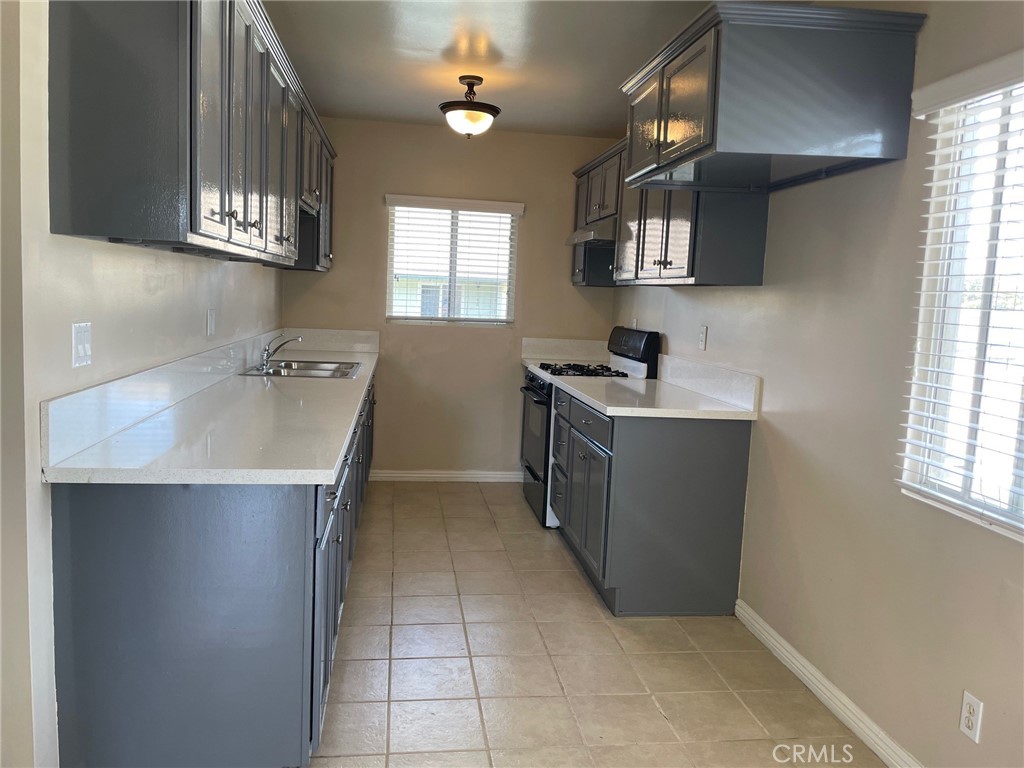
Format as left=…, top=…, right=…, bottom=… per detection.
left=901, top=80, right=1024, bottom=539
left=385, top=195, right=524, bottom=323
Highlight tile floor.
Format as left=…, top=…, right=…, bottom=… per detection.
left=313, top=482, right=882, bottom=768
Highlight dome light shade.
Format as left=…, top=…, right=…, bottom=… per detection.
left=439, top=75, right=500, bottom=138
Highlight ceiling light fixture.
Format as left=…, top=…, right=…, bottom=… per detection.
left=439, top=75, right=501, bottom=138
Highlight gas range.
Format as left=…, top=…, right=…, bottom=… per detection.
left=537, top=362, right=628, bottom=378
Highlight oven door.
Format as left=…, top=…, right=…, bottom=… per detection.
left=520, top=386, right=550, bottom=483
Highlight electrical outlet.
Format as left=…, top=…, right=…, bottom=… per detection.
left=206, top=308, right=217, bottom=337
left=960, top=690, right=983, bottom=743
left=72, top=322, right=92, bottom=367
left=698, top=325, right=708, bottom=351
left=631, top=318, right=638, bottom=329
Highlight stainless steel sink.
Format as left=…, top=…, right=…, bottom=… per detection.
left=240, top=360, right=362, bottom=379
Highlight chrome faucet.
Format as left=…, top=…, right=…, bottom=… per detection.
left=258, top=334, right=303, bottom=373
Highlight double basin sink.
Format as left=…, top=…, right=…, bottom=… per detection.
left=241, top=360, right=362, bottom=379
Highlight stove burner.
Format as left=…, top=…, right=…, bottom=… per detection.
left=538, top=362, right=628, bottom=378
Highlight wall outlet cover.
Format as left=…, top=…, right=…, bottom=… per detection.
left=960, top=690, right=982, bottom=743
left=72, top=322, right=92, bottom=367
left=698, top=325, right=708, bottom=351
left=207, top=308, right=217, bottom=337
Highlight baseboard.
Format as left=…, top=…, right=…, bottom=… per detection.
left=734, top=600, right=922, bottom=768
left=368, top=470, right=523, bottom=483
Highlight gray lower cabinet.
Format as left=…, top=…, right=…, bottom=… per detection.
left=48, top=0, right=334, bottom=267
left=551, top=388, right=750, bottom=616
left=51, top=382, right=377, bottom=767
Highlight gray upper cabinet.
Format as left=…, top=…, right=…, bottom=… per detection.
left=193, top=0, right=230, bottom=242
left=636, top=189, right=666, bottom=280
left=659, top=190, right=696, bottom=280
left=614, top=183, right=641, bottom=282
left=48, top=0, right=337, bottom=267
left=301, top=116, right=322, bottom=212
left=584, top=153, right=621, bottom=224
left=620, top=3, right=924, bottom=190
left=659, top=29, right=716, bottom=166
left=574, top=176, right=589, bottom=229
left=264, top=59, right=289, bottom=258
left=625, top=71, right=661, bottom=180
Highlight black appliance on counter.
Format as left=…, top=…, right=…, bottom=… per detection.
left=519, top=326, right=661, bottom=525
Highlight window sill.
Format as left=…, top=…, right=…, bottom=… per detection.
left=385, top=317, right=514, bottom=328
left=899, top=486, right=1024, bottom=544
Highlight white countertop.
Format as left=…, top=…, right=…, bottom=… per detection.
left=524, top=360, right=757, bottom=420
left=43, top=350, right=378, bottom=485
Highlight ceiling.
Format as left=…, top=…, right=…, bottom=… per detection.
left=264, top=1, right=706, bottom=138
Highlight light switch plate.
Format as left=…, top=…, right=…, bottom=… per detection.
left=72, top=322, right=92, bottom=367
left=698, top=325, right=708, bottom=351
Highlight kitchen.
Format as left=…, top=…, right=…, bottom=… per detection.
left=2, top=1, right=1023, bottom=768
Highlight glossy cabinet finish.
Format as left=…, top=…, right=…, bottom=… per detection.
left=570, top=141, right=624, bottom=287
left=552, top=415, right=570, bottom=471
left=48, top=0, right=336, bottom=267
left=636, top=189, right=667, bottom=280
left=548, top=387, right=752, bottom=616
left=301, top=117, right=322, bottom=212
left=625, top=71, right=661, bottom=180
left=614, top=183, right=642, bottom=282
left=193, top=0, right=230, bottom=241
left=620, top=4, right=924, bottom=190
left=585, top=155, right=620, bottom=223
left=659, top=29, right=716, bottom=165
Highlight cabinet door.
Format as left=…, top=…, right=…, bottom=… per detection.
left=227, top=0, right=252, bottom=245
left=565, top=430, right=587, bottom=552
left=585, top=168, right=603, bottom=224
left=318, top=154, right=334, bottom=269
left=571, top=246, right=586, bottom=284
left=263, top=57, right=287, bottom=256
left=636, top=188, right=667, bottom=279
left=192, top=0, right=229, bottom=241
left=574, top=175, right=588, bottom=230
left=282, top=90, right=301, bottom=260
left=661, top=190, right=696, bottom=280
left=625, top=71, right=661, bottom=180
left=247, top=27, right=268, bottom=251
left=614, top=183, right=642, bottom=282
left=300, top=116, right=321, bottom=211
left=659, top=29, right=717, bottom=165
left=580, top=443, right=609, bottom=579
left=598, top=155, right=620, bottom=219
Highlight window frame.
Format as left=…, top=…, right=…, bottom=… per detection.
left=384, top=195, right=525, bottom=326
left=900, top=74, right=1024, bottom=542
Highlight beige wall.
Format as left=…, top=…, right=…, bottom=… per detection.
left=3, top=4, right=281, bottom=763
left=281, top=118, right=615, bottom=473
left=613, top=3, right=1024, bottom=766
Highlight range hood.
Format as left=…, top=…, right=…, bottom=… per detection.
left=620, top=3, right=926, bottom=192
left=566, top=216, right=618, bottom=246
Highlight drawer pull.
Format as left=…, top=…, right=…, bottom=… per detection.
left=555, top=400, right=567, bottom=407
left=581, top=418, right=593, bottom=425
left=556, top=441, right=566, bottom=447
left=325, top=490, right=338, bottom=502
left=554, top=492, right=564, bottom=499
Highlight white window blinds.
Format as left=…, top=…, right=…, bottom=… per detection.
left=385, top=195, right=524, bottom=324
left=901, top=81, right=1024, bottom=539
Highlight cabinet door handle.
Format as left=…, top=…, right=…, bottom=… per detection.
left=342, top=500, right=352, bottom=511
left=333, top=534, right=343, bottom=544
left=555, top=400, right=567, bottom=407
left=663, top=259, right=673, bottom=267
left=577, top=451, right=588, bottom=461
left=573, top=268, right=583, bottom=274
left=554, top=492, right=564, bottom=499
left=228, top=209, right=239, bottom=221
left=282, top=234, right=292, bottom=243
left=325, top=490, right=338, bottom=502
left=556, top=441, right=567, bottom=446
left=314, top=187, right=320, bottom=197
left=581, top=418, right=593, bottom=425
left=645, top=140, right=655, bottom=150
left=249, top=219, right=261, bottom=231
left=357, top=455, right=364, bottom=464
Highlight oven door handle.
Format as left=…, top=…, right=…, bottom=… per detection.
left=520, top=386, right=548, bottom=406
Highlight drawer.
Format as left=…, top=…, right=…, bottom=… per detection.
left=569, top=399, right=612, bottom=452
left=550, top=465, right=567, bottom=518
left=552, top=415, right=570, bottom=470
left=553, top=388, right=571, bottom=418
